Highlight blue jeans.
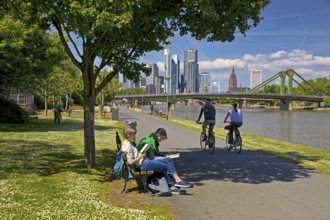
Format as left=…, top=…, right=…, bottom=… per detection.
left=140, top=157, right=177, bottom=185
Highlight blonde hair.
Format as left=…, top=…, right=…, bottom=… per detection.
left=123, top=125, right=136, bottom=139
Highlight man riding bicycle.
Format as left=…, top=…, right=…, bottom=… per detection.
left=223, top=103, right=243, bottom=146
left=196, top=98, right=216, bottom=141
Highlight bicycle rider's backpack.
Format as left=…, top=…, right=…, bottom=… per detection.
left=148, top=177, right=172, bottom=197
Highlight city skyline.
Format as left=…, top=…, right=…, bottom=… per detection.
left=140, top=0, right=330, bottom=91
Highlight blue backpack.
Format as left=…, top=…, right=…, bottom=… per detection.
left=113, top=150, right=134, bottom=178
left=113, top=150, right=124, bottom=178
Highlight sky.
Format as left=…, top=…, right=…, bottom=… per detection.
left=140, top=0, right=330, bottom=92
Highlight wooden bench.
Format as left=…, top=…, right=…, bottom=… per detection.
left=29, top=115, right=38, bottom=122
left=63, top=109, right=72, bottom=117
left=121, top=153, right=154, bottom=193
left=115, top=131, right=154, bottom=193
left=101, top=109, right=107, bottom=118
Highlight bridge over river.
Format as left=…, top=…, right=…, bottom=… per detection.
left=115, top=92, right=325, bottom=110
left=115, top=69, right=326, bottom=110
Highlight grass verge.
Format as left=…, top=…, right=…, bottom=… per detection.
left=0, top=116, right=173, bottom=219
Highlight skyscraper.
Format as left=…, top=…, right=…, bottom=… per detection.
left=171, top=54, right=180, bottom=94
left=155, top=76, right=164, bottom=94
left=183, top=48, right=199, bottom=93
left=200, top=72, right=211, bottom=94
left=250, top=70, right=262, bottom=89
left=164, top=48, right=171, bottom=94
left=228, top=66, right=237, bottom=92
left=146, top=63, right=159, bottom=94
left=211, top=81, right=221, bottom=93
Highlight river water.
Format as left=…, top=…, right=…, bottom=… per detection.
left=144, top=104, right=330, bottom=151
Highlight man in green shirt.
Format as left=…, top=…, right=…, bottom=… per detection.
left=136, top=128, right=191, bottom=195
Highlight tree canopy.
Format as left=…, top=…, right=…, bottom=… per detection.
left=5, top=0, right=270, bottom=167
left=0, top=12, right=66, bottom=94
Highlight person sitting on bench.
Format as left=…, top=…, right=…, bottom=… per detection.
left=136, top=128, right=191, bottom=195
left=121, top=126, right=145, bottom=167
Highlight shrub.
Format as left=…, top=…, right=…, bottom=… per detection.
left=72, top=90, right=84, bottom=105
left=0, top=96, right=28, bottom=123
left=324, top=96, right=330, bottom=107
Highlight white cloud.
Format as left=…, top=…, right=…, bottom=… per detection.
left=313, top=56, right=330, bottom=65
left=293, top=67, right=313, bottom=74
left=198, top=49, right=330, bottom=73
left=199, top=58, right=247, bottom=69
left=269, top=50, right=287, bottom=59
left=156, top=62, right=164, bottom=70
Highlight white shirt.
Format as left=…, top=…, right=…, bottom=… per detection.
left=229, top=109, right=243, bottom=123
left=121, top=139, right=138, bottom=165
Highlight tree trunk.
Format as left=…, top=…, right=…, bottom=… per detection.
left=65, top=94, right=69, bottom=110
left=84, top=94, right=96, bottom=168
left=99, top=91, right=104, bottom=118
left=83, top=69, right=96, bottom=168
left=44, top=88, right=48, bottom=116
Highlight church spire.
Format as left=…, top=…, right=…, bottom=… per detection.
left=228, top=66, right=237, bottom=92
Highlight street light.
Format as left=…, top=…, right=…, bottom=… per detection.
left=165, top=76, right=171, bottom=120
left=141, top=86, right=146, bottom=110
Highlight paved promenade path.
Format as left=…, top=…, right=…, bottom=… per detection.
left=119, top=107, right=330, bottom=220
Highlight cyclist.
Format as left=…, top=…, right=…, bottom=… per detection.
left=223, top=103, right=243, bottom=146
left=196, top=98, right=216, bottom=141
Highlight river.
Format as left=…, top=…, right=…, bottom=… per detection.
left=143, top=104, right=330, bottom=151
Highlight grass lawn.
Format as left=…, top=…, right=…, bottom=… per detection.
left=0, top=116, right=173, bottom=220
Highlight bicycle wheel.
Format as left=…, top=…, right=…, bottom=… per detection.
left=234, top=135, right=242, bottom=154
left=208, top=135, right=215, bottom=154
left=225, top=133, right=232, bottom=151
left=200, top=133, right=206, bottom=150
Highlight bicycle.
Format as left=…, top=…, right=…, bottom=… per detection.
left=196, top=121, right=215, bottom=154
left=224, top=122, right=242, bottom=154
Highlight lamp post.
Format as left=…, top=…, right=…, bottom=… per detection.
left=165, top=76, right=171, bottom=120
left=141, top=86, right=145, bottom=111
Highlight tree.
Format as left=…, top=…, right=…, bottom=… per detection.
left=55, top=60, right=82, bottom=110
left=9, top=0, right=270, bottom=167
left=0, top=14, right=65, bottom=95
left=264, top=84, right=281, bottom=93
left=96, top=70, right=122, bottom=118
left=35, top=59, right=82, bottom=115
left=293, top=77, right=329, bottom=96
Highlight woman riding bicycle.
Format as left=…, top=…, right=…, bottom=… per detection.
left=196, top=98, right=216, bottom=140
left=223, top=103, right=243, bottom=146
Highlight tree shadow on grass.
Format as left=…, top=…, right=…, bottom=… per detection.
left=0, top=117, right=117, bottom=133
left=166, top=147, right=319, bottom=186
left=0, top=139, right=117, bottom=180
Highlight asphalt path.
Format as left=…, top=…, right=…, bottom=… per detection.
left=118, top=107, right=330, bottom=220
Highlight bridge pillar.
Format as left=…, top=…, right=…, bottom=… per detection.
left=134, top=99, right=138, bottom=108
left=279, top=99, right=292, bottom=110
left=280, top=71, right=286, bottom=95
left=238, top=99, right=247, bottom=108
left=242, top=99, right=247, bottom=108
left=286, top=69, right=295, bottom=94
